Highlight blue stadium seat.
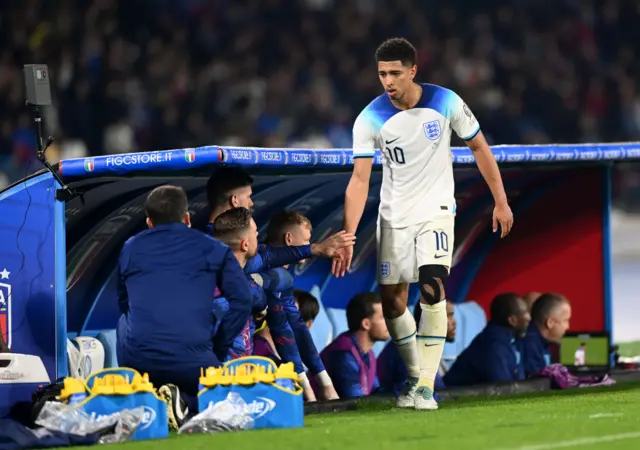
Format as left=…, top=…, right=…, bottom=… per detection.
left=453, top=301, right=486, bottom=354
left=96, top=330, right=119, bottom=368
left=307, top=286, right=334, bottom=352
left=372, top=340, right=388, bottom=357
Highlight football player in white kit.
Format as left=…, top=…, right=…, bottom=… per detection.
left=332, top=38, right=514, bottom=410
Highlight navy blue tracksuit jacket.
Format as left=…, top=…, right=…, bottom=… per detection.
left=444, top=322, right=525, bottom=387
left=116, top=223, right=252, bottom=394
left=521, top=322, right=552, bottom=377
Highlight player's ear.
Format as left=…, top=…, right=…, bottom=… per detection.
left=284, top=231, right=293, bottom=246
left=229, top=194, right=238, bottom=208
left=146, top=217, right=154, bottom=229
left=545, top=316, right=553, bottom=330
left=361, top=317, right=371, bottom=332
left=240, top=238, right=249, bottom=253
left=184, top=212, right=192, bottom=228
left=409, top=64, right=417, bottom=80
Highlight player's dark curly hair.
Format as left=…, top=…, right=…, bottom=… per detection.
left=213, top=207, right=252, bottom=245
left=294, top=289, right=320, bottom=323
left=145, top=185, right=189, bottom=226
left=206, top=166, right=254, bottom=210
left=346, top=292, right=382, bottom=332
left=375, top=37, right=417, bottom=67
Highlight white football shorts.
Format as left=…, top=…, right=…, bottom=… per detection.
left=376, top=214, right=455, bottom=285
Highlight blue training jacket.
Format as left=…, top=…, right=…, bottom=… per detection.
left=520, top=322, right=552, bottom=377
left=264, top=268, right=325, bottom=375
left=117, top=223, right=253, bottom=371
left=444, top=322, right=525, bottom=387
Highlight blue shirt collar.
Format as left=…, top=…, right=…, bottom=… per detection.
left=149, top=222, right=189, bottom=231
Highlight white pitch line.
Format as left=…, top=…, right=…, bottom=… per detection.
left=512, top=432, right=640, bottom=450
left=588, top=412, right=623, bottom=419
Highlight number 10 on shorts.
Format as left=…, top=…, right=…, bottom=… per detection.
left=433, top=229, right=449, bottom=253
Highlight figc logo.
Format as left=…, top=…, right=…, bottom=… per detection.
left=185, top=149, right=196, bottom=163
left=84, top=158, right=95, bottom=172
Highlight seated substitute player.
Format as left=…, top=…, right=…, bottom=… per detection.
left=310, top=292, right=389, bottom=399
left=115, top=186, right=252, bottom=428
left=444, top=293, right=530, bottom=387
left=211, top=208, right=350, bottom=368
left=521, top=293, right=571, bottom=376
left=206, top=166, right=354, bottom=275
left=210, top=207, right=298, bottom=361
left=332, top=37, right=514, bottom=410
left=260, top=210, right=340, bottom=401
left=254, top=289, right=321, bottom=365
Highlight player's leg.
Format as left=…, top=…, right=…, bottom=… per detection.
left=377, top=224, right=420, bottom=408
left=414, top=215, right=455, bottom=410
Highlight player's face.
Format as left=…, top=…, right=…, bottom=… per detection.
left=286, top=224, right=312, bottom=263
left=367, top=303, right=390, bottom=341
left=232, top=186, right=254, bottom=209
left=547, top=302, right=572, bottom=343
left=446, top=301, right=456, bottom=342
left=286, top=224, right=312, bottom=246
left=377, top=61, right=416, bottom=101
left=511, top=299, right=531, bottom=338
left=246, top=218, right=259, bottom=258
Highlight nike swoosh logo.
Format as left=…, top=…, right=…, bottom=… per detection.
left=424, top=343, right=440, bottom=347
left=385, top=137, right=400, bottom=144
left=434, top=254, right=447, bottom=259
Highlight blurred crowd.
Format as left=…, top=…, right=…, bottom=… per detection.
left=2, top=0, right=640, bottom=187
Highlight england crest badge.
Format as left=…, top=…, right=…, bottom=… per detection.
left=423, top=120, right=441, bottom=141
left=379, top=262, right=391, bottom=279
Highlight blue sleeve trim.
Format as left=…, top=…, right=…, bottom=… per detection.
left=462, top=126, right=481, bottom=141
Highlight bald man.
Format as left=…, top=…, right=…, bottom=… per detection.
left=521, top=293, right=571, bottom=377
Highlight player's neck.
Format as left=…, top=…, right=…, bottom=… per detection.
left=537, top=324, right=554, bottom=343
left=233, top=250, right=248, bottom=268
left=354, top=330, right=373, bottom=353
left=391, top=83, right=422, bottom=111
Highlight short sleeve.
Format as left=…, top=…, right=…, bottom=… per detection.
left=450, top=93, right=481, bottom=141
left=352, top=112, right=376, bottom=159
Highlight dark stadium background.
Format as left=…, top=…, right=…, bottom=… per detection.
left=0, top=0, right=639, bottom=343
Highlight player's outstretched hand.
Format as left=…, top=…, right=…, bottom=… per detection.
left=331, top=245, right=354, bottom=278
left=493, top=202, right=514, bottom=238
left=311, top=230, right=356, bottom=258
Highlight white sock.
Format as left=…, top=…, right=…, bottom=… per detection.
left=417, top=301, right=447, bottom=391
left=386, top=308, right=420, bottom=379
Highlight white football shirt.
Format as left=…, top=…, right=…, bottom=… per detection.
left=574, top=348, right=585, bottom=365
left=352, top=83, right=480, bottom=228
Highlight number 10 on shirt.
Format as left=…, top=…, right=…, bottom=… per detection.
left=385, top=146, right=406, bottom=164
left=433, top=230, right=449, bottom=252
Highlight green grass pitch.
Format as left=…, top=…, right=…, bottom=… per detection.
left=73, top=382, right=640, bottom=450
